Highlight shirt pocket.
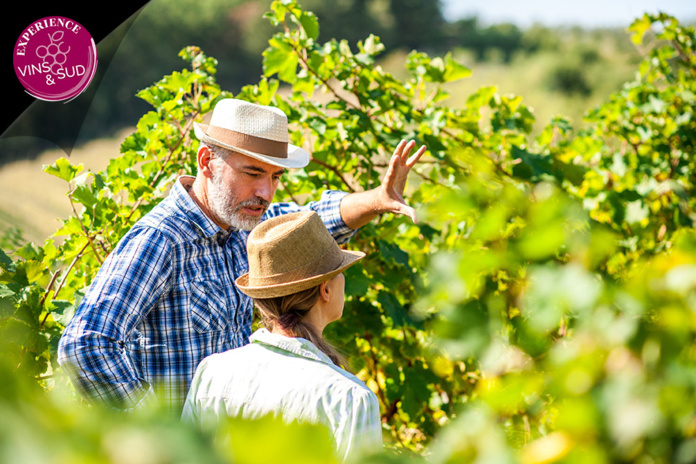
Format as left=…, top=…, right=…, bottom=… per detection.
left=190, top=280, right=229, bottom=333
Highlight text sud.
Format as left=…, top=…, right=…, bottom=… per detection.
left=17, top=63, right=87, bottom=80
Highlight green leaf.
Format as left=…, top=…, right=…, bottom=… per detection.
left=43, top=158, right=83, bottom=183
left=344, top=263, right=371, bottom=297
left=378, top=292, right=408, bottom=327
left=443, top=52, right=471, bottom=82
left=299, top=11, right=319, bottom=40
left=629, top=15, right=653, bottom=45
left=383, top=362, right=403, bottom=403
left=0, top=284, right=15, bottom=300
left=511, top=146, right=553, bottom=181
left=46, top=300, right=75, bottom=326
left=377, top=241, right=410, bottom=268
left=362, top=35, right=385, bottom=56
left=263, top=37, right=299, bottom=83
left=14, top=243, right=43, bottom=262
left=72, top=184, right=98, bottom=210
left=0, top=248, right=14, bottom=271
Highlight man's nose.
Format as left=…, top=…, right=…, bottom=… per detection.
left=255, top=177, right=275, bottom=203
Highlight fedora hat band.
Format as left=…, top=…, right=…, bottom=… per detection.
left=247, top=240, right=344, bottom=288
left=203, top=124, right=288, bottom=159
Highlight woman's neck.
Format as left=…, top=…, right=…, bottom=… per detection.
left=269, top=318, right=325, bottom=338
left=270, top=324, right=294, bottom=337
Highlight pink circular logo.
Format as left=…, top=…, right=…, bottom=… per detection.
left=13, top=16, right=98, bottom=102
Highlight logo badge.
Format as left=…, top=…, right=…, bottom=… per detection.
left=13, top=16, right=98, bottom=102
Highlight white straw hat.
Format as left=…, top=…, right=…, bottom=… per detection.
left=193, top=99, right=310, bottom=169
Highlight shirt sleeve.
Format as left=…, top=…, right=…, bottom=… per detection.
left=336, top=388, right=383, bottom=462
left=57, top=225, right=172, bottom=409
left=266, top=190, right=356, bottom=244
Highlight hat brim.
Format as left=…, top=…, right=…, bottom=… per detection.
left=235, top=249, right=365, bottom=299
left=194, top=122, right=310, bottom=169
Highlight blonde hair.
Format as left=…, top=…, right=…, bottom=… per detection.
left=254, top=285, right=348, bottom=369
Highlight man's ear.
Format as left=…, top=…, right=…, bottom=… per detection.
left=197, top=145, right=214, bottom=179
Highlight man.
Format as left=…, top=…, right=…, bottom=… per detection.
left=57, top=98, right=425, bottom=415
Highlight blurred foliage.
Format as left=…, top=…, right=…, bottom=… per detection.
left=445, top=17, right=524, bottom=63
left=0, top=227, right=24, bottom=252
left=1, top=2, right=695, bottom=463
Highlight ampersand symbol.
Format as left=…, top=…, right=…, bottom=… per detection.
left=46, top=74, right=55, bottom=85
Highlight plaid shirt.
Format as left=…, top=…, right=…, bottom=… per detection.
left=182, top=328, right=382, bottom=462
left=57, top=176, right=355, bottom=415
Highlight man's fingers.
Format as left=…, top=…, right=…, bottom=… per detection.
left=397, top=204, right=419, bottom=224
left=399, top=140, right=416, bottom=165
left=383, top=153, right=400, bottom=187
left=393, top=139, right=407, bottom=159
left=407, top=145, right=427, bottom=167
left=386, top=200, right=418, bottom=224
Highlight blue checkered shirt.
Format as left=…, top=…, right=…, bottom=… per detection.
left=57, top=176, right=355, bottom=415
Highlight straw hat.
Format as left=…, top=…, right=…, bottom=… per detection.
left=194, top=98, right=310, bottom=169
left=236, top=211, right=365, bottom=299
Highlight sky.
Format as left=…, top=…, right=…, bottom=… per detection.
left=440, top=0, right=696, bottom=28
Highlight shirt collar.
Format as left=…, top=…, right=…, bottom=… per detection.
left=172, top=176, right=225, bottom=239
left=249, top=328, right=335, bottom=366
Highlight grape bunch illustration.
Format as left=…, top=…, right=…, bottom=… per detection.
left=35, top=31, right=70, bottom=74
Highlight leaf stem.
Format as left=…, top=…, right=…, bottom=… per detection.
left=68, top=187, right=104, bottom=265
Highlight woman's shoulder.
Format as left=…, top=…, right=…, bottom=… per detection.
left=197, top=343, right=264, bottom=371
left=321, top=363, right=376, bottom=397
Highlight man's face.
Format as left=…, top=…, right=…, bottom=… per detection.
left=206, top=149, right=285, bottom=231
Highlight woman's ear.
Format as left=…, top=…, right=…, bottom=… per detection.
left=319, top=281, right=331, bottom=303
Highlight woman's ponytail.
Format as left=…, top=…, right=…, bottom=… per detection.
left=254, top=285, right=348, bottom=369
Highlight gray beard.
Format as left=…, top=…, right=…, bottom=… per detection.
left=208, top=175, right=269, bottom=231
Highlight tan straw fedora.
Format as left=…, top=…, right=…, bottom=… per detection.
left=194, top=98, right=310, bottom=169
left=236, top=211, right=365, bottom=299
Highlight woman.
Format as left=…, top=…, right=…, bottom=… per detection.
left=181, top=211, right=381, bottom=461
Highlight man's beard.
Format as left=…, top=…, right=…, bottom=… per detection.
left=208, top=173, right=269, bottom=231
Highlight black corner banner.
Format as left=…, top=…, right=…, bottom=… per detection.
left=2, top=1, right=151, bottom=161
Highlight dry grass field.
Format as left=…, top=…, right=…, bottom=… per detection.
left=0, top=129, right=132, bottom=246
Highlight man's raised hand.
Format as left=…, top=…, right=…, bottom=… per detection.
left=377, top=140, right=427, bottom=223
